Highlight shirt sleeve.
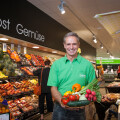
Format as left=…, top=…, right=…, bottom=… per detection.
left=47, top=62, right=58, bottom=87
left=87, top=63, right=96, bottom=84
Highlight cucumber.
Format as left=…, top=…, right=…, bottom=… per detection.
left=67, top=100, right=90, bottom=107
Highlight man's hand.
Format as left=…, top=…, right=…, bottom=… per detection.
left=61, top=102, right=85, bottom=110
left=51, top=86, right=62, bottom=104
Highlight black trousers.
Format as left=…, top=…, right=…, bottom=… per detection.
left=39, top=93, right=53, bottom=114
left=118, top=73, right=120, bottom=78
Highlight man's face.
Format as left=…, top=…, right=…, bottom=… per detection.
left=64, top=36, right=80, bottom=57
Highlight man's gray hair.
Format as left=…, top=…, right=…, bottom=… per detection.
left=63, top=32, right=80, bottom=43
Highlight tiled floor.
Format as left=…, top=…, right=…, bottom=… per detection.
left=44, top=113, right=52, bottom=120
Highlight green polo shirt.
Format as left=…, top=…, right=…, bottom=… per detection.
left=47, top=54, right=96, bottom=96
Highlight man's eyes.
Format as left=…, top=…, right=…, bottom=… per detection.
left=66, top=43, right=77, bottom=45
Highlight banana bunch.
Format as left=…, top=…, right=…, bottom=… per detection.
left=29, top=79, right=38, bottom=85
left=0, top=71, right=8, bottom=78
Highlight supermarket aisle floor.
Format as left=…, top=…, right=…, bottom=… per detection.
left=31, top=112, right=52, bottom=120
left=37, top=112, right=117, bottom=120
left=44, top=112, right=52, bottom=120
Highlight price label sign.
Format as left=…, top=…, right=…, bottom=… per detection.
left=11, top=44, right=14, bottom=51
left=17, top=45, right=21, bottom=53
left=3, top=43, right=7, bottom=52
left=0, top=113, right=9, bottom=120
left=24, top=47, right=27, bottom=54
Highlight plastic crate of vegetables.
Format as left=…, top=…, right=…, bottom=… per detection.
left=61, top=78, right=102, bottom=108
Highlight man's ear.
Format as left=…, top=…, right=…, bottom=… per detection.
left=63, top=42, right=66, bottom=49
left=78, top=42, right=80, bottom=47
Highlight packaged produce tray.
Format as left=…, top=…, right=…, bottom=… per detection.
left=106, top=87, right=120, bottom=93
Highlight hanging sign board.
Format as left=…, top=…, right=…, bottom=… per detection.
left=3, top=43, right=7, bottom=52
left=96, top=59, right=120, bottom=64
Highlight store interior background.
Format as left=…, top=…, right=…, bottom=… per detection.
left=1, top=0, right=120, bottom=69
left=0, top=0, right=120, bottom=120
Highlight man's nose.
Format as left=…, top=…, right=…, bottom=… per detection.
left=70, top=44, right=73, bottom=49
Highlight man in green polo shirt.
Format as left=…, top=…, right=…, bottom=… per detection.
left=47, top=32, right=96, bottom=120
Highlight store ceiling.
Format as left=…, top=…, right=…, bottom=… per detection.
left=28, top=0, right=120, bottom=59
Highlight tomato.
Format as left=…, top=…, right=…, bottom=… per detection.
left=62, top=95, right=68, bottom=98
left=75, top=94, right=79, bottom=101
left=69, top=95, right=76, bottom=101
left=63, top=94, right=70, bottom=98
left=61, top=98, right=69, bottom=105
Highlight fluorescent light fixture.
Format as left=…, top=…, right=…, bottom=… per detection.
left=32, top=46, right=39, bottom=49
left=94, top=10, right=120, bottom=18
left=52, top=51, right=57, bottom=53
left=115, top=30, right=120, bottom=34
left=0, top=38, right=8, bottom=41
left=58, top=0, right=66, bottom=14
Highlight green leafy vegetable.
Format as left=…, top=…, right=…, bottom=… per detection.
left=79, top=78, right=102, bottom=103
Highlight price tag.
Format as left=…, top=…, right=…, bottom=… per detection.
left=0, top=113, right=9, bottom=120
left=11, top=44, right=14, bottom=51
left=3, top=43, right=7, bottom=52
left=17, top=45, right=21, bottom=53
left=24, top=47, right=27, bottom=54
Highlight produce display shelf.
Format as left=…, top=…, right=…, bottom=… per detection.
left=104, top=79, right=114, bottom=83
left=21, top=108, right=39, bottom=120
left=3, top=91, right=34, bottom=100
left=0, top=78, right=8, bottom=81
left=106, top=87, right=120, bottom=93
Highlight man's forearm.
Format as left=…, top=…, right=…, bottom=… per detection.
left=51, top=86, right=62, bottom=104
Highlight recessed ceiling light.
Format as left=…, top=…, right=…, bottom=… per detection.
left=32, top=46, right=39, bottom=48
left=100, top=44, right=103, bottom=49
left=93, top=38, right=97, bottom=43
left=52, top=51, right=57, bottom=53
left=0, top=38, right=8, bottom=41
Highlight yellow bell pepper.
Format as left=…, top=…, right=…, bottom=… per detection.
left=71, top=91, right=75, bottom=94
left=81, top=86, right=85, bottom=90
left=64, top=91, right=72, bottom=96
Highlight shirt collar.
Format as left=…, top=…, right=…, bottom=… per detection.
left=64, top=54, right=82, bottom=64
